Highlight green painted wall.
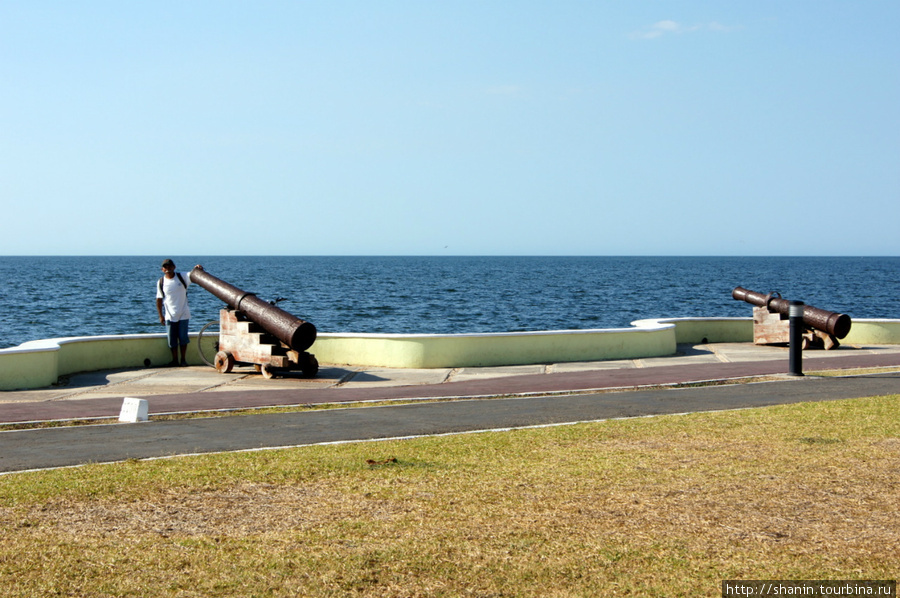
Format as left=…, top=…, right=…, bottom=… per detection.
left=312, top=326, right=676, bottom=368
left=0, top=347, right=59, bottom=390
left=842, top=319, right=900, bottom=345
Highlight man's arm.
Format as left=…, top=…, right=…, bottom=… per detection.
left=156, top=298, right=165, bottom=324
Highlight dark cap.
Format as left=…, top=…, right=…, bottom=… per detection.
left=161, top=259, right=175, bottom=268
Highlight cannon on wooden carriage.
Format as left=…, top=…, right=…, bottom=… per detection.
left=732, top=286, right=851, bottom=350
left=190, top=267, right=318, bottom=378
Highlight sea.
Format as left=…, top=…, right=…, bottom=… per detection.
left=1, top=256, right=898, bottom=350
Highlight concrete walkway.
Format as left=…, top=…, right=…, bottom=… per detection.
left=2, top=342, right=898, bottom=424
left=1, top=342, right=899, bottom=473
left=2, top=373, right=898, bottom=473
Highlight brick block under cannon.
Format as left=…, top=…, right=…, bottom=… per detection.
left=190, top=267, right=318, bottom=378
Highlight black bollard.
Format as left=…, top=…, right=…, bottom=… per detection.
left=788, top=300, right=804, bottom=376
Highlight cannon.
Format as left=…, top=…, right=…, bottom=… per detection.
left=732, top=286, right=851, bottom=350
left=190, top=267, right=318, bottom=378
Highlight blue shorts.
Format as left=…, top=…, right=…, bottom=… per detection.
left=166, top=319, right=190, bottom=348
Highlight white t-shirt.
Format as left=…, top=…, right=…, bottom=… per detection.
left=156, top=272, right=192, bottom=322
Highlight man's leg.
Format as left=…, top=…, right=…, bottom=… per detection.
left=165, top=321, right=179, bottom=366
left=177, top=319, right=190, bottom=366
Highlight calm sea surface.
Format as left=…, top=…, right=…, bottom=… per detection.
left=1, top=256, right=898, bottom=349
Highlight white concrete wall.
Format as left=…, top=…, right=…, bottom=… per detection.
left=2, top=317, right=899, bottom=391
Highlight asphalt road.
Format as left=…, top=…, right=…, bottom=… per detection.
left=2, top=373, right=899, bottom=473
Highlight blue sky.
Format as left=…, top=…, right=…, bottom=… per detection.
left=2, top=2, right=898, bottom=256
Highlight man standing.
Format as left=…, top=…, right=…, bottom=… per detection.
left=156, top=259, right=202, bottom=366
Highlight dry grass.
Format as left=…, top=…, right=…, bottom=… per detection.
left=808, top=366, right=900, bottom=377
left=1, top=395, right=898, bottom=597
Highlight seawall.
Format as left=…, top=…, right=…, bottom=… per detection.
left=2, top=318, right=900, bottom=391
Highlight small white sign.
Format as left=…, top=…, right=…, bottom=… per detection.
left=119, top=397, right=149, bottom=423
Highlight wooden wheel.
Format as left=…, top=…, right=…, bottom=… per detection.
left=214, top=351, right=235, bottom=373
left=259, top=363, right=277, bottom=379
left=300, top=353, right=319, bottom=378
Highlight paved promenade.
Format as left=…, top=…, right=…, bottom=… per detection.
left=1, top=342, right=899, bottom=423
left=1, top=343, right=898, bottom=473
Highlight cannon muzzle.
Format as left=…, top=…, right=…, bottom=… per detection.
left=732, top=286, right=851, bottom=339
left=190, top=267, right=317, bottom=352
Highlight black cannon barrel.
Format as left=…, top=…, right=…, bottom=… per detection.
left=190, top=267, right=317, bottom=352
left=732, top=286, right=851, bottom=339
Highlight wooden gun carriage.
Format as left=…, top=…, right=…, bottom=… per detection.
left=190, top=267, right=319, bottom=378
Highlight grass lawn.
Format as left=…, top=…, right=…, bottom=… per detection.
left=1, top=394, right=898, bottom=597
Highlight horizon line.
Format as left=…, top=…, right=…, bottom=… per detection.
left=2, top=254, right=898, bottom=259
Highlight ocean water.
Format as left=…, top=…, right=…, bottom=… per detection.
left=1, top=256, right=898, bottom=350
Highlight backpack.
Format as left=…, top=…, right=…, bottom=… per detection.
left=158, top=272, right=187, bottom=299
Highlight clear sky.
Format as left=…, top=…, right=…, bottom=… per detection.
left=2, top=1, right=898, bottom=256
